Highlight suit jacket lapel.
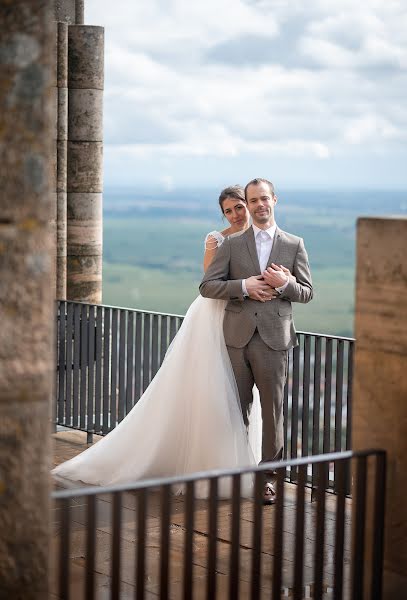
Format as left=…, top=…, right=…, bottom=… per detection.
left=266, top=227, right=283, bottom=269
left=245, top=226, right=261, bottom=274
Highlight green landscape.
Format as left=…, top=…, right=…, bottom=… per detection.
left=102, top=188, right=406, bottom=337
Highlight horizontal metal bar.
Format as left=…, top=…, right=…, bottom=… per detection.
left=57, top=299, right=185, bottom=320
left=296, top=331, right=355, bottom=342
left=52, top=449, right=386, bottom=500
left=56, top=300, right=355, bottom=342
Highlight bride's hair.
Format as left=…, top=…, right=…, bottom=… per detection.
left=218, top=185, right=246, bottom=213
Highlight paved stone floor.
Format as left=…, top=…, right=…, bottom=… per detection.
left=50, top=430, right=352, bottom=599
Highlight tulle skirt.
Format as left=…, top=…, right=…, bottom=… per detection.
left=52, top=296, right=262, bottom=497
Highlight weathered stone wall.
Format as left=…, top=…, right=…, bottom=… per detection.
left=75, top=0, right=85, bottom=24
left=0, top=1, right=54, bottom=597
left=54, top=0, right=76, bottom=24
left=67, top=25, right=104, bottom=303
left=352, top=216, right=407, bottom=597
left=56, top=21, right=68, bottom=298
left=50, top=21, right=58, bottom=295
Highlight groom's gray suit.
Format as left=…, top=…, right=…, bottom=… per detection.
left=199, top=225, right=313, bottom=465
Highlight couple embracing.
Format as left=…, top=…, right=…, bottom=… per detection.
left=53, top=178, right=313, bottom=504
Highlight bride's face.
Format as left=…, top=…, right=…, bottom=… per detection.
left=222, top=197, right=250, bottom=231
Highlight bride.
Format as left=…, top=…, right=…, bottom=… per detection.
left=52, top=185, right=264, bottom=496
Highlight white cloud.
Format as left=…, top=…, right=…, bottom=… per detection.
left=86, top=0, right=407, bottom=187
left=106, top=137, right=330, bottom=161
left=91, top=0, right=277, bottom=55
left=344, top=114, right=401, bottom=144
left=302, top=8, right=407, bottom=70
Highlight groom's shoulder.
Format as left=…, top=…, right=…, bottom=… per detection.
left=226, top=228, right=251, bottom=246
left=228, top=229, right=247, bottom=241
left=278, top=228, right=303, bottom=246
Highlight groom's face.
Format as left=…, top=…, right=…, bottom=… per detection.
left=246, top=182, right=277, bottom=226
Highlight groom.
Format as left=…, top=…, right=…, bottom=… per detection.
left=200, top=178, right=313, bottom=503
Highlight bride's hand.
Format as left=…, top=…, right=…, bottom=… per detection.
left=245, top=275, right=279, bottom=302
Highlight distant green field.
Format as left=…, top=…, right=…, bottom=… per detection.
left=103, top=216, right=218, bottom=273
left=103, top=262, right=200, bottom=315
left=293, top=267, right=354, bottom=336
left=103, top=215, right=356, bottom=337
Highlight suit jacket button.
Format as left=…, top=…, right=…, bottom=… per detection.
left=254, top=312, right=257, bottom=316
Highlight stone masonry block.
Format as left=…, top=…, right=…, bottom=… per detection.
left=67, top=141, right=103, bottom=192
left=68, top=87, right=103, bottom=141
left=68, top=25, right=104, bottom=90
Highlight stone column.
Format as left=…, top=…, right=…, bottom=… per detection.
left=66, top=25, right=103, bottom=303
left=352, top=217, right=407, bottom=597
left=0, top=1, right=54, bottom=597
left=56, top=21, right=68, bottom=298
left=50, top=22, right=58, bottom=295
left=54, top=0, right=76, bottom=24
left=75, top=0, right=85, bottom=25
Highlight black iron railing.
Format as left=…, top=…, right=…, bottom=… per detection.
left=55, top=300, right=355, bottom=491
left=51, top=449, right=386, bottom=600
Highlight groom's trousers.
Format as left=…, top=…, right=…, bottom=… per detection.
left=227, top=330, right=287, bottom=466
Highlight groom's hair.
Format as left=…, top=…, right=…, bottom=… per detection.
left=244, top=178, right=276, bottom=198
left=218, top=185, right=246, bottom=213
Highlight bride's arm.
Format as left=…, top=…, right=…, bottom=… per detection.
left=203, top=235, right=219, bottom=272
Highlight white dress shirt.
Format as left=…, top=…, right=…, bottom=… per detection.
left=253, top=223, right=276, bottom=271
left=242, top=223, right=289, bottom=296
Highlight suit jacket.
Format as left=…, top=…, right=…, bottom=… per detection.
left=199, top=226, right=313, bottom=350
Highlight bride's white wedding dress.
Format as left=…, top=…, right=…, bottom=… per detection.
left=52, top=231, right=262, bottom=497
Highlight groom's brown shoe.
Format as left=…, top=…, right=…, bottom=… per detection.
left=263, top=482, right=277, bottom=505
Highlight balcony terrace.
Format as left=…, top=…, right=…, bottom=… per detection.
left=50, top=301, right=385, bottom=600
left=2, top=3, right=405, bottom=598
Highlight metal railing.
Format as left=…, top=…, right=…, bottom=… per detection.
left=51, top=449, right=386, bottom=600
left=55, top=300, right=355, bottom=491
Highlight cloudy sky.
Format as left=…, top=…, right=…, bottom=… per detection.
left=86, top=0, right=407, bottom=191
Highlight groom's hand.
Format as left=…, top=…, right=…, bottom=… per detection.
left=262, top=264, right=288, bottom=288
left=245, top=275, right=278, bottom=302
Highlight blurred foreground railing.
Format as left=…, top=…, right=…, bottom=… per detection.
left=51, top=450, right=385, bottom=600
left=55, top=300, right=355, bottom=492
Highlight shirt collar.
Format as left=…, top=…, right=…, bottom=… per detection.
left=253, top=223, right=277, bottom=239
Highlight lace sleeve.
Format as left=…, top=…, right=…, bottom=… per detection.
left=204, top=230, right=225, bottom=250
